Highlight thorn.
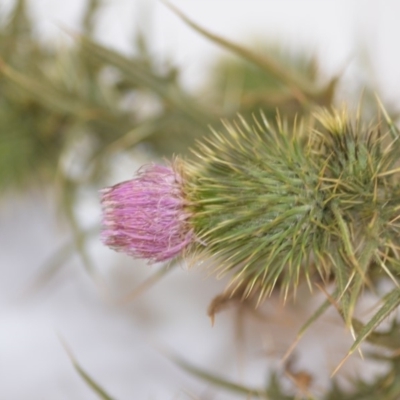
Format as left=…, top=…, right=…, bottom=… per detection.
left=281, top=336, right=301, bottom=363
left=331, top=352, right=351, bottom=377
left=209, top=314, right=215, bottom=327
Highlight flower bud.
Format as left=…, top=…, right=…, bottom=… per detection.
left=101, top=163, right=193, bottom=262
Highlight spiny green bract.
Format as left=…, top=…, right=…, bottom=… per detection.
left=185, top=108, right=400, bottom=324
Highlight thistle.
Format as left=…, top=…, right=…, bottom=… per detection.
left=101, top=106, right=400, bottom=350
left=101, top=163, right=194, bottom=263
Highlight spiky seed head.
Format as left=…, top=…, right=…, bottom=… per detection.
left=100, top=106, right=400, bottom=349
left=184, top=110, right=400, bottom=308
left=100, top=162, right=194, bottom=263
left=185, top=116, right=321, bottom=302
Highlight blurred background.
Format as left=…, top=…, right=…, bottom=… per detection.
left=2, top=0, right=400, bottom=399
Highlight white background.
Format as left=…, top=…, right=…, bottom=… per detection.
left=1, top=1, right=400, bottom=399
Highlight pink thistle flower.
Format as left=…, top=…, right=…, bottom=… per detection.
left=100, top=163, right=194, bottom=262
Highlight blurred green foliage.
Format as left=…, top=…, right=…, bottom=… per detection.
left=0, top=0, right=338, bottom=196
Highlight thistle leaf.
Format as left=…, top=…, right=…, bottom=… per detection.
left=348, top=288, right=400, bottom=355
left=162, top=0, right=317, bottom=103
left=352, top=318, right=400, bottom=350
left=71, top=360, right=117, bottom=400
left=166, top=350, right=266, bottom=398
left=283, top=289, right=339, bottom=361
left=61, top=337, right=117, bottom=400
left=0, top=60, right=93, bottom=116
left=78, top=35, right=209, bottom=124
